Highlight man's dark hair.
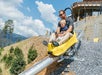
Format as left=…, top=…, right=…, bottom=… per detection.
left=59, top=10, right=65, bottom=14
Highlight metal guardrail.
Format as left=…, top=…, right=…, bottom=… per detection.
left=19, top=56, right=59, bottom=75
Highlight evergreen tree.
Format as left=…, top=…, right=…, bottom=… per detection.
left=2, top=19, right=14, bottom=45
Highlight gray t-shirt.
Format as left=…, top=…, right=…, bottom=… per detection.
left=58, top=16, right=74, bottom=33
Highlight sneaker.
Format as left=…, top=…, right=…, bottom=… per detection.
left=52, top=41, right=59, bottom=47
left=43, top=40, right=48, bottom=46
left=48, top=51, right=52, bottom=55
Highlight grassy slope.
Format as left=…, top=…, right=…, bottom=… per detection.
left=0, top=36, right=48, bottom=75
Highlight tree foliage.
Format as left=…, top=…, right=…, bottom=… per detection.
left=1, top=54, right=13, bottom=68
left=14, top=47, right=24, bottom=59
left=3, top=19, right=14, bottom=34
left=10, top=58, right=26, bottom=75
left=2, top=19, right=14, bottom=46
left=0, top=47, right=4, bottom=55
left=9, top=47, right=26, bottom=75
left=1, top=46, right=26, bottom=75
left=9, top=46, right=14, bottom=53
left=0, top=68, right=2, bottom=74
left=5, top=55, right=13, bottom=67
left=1, top=54, right=7, bottom=62
left=28, top=46, right=38, bottom=64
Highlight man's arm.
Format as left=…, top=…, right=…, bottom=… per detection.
left=66, top=25, right=73, bottom=33
left=56, top=27, right=65, bottom=37
left=65, top=17, right=74, bottom=34
left=56, top=27, right=60, bottom=34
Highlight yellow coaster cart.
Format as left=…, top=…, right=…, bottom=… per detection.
left=48, top=32, right=78, bottom=56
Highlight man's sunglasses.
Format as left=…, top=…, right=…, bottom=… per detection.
left=59, top=14, right=63, bottom=16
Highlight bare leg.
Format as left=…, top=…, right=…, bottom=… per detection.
left=49, top=33, right=56, bottom=43
left=58, top=32, right=73, bottom=45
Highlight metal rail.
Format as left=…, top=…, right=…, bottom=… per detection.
left=19, top=56, right=59, bottom=75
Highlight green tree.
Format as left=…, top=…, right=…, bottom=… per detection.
left=1, top=54, right=13, bottom=68
left=5, top=55, right=13, bottom=68
left=3, top=19, right=14, bottom=34
left=1, top=54, right=7, bottom=62
left=28, top=46, right=38, bottom=64
left=3, top=19, right=14, bottom=44
left=10, top=58, right=26, bottom=75
left=14, top=47, right=24, bottom=59
left=0, top=47, right=4, bottom=55
left=9, top=46, right=14, bottom=53
left=1, top=46, right=26, bottom=75
left=0, top=68, right=2, bottom=74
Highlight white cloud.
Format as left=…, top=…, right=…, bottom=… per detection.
left=0, top=0, right=25, bottom=20
left=0, top=0, right=50, bottom=37
left=14, top=17, right=49, bottom=37
left=35, top=1, right=58, bottom=29
left=1, top=0, right=23, bottom=7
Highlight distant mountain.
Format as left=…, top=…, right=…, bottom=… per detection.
left=0, top=29, right=27, bottom=47
left=11, top=33, right=27, bottom=42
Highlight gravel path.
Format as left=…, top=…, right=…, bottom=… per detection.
left=51, top=40, right=102, bottom=75
left=69, top=40, right=102, bottom=75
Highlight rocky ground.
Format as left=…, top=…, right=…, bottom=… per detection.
left=52, top=40, right=102, bottom=75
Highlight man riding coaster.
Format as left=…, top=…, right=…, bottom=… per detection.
left=50, top=10, right=74, bottom=46
left=43, top=8, right=80, bottom=57
left=43, top=10, right=74, bottom=47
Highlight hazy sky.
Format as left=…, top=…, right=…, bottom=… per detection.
left=0, top=0, right=82, bottom=37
